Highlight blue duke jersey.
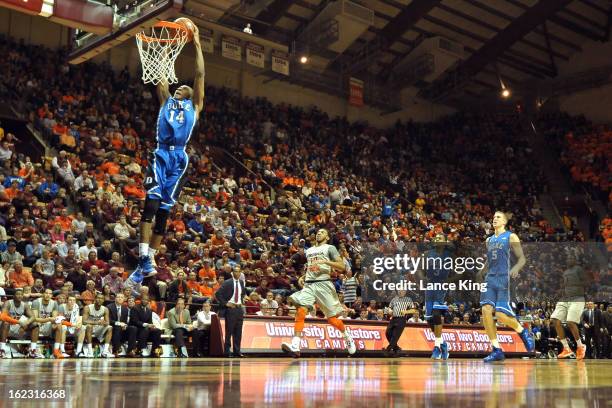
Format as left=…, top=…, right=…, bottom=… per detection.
left=145, top=96, right=199, bottom=210
left=424, top=247, right=452, bottom=319
left=480, top=230, right=515, bottom=316
left=486, top=230, right=512, bottom=280
left=157, top=97, right=197, bottom=146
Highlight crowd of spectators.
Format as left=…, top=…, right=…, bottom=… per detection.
left=537, top=112, right=610, bottom=205
left=0, top=35, right=609, bottom=358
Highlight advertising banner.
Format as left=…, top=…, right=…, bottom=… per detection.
left=220, top=317, right=528, bottom=355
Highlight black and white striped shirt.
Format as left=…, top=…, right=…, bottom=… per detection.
left=389, top=296, right=413, bottom=318
left=342, top=277, right=358, bottom=304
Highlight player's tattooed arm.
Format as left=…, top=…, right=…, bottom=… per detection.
left=509, top=233, right=526, bottom=278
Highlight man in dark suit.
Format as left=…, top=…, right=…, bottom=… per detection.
left=581, top=301, right=602, bottom=358
left=108, top=292, right=137, bottom=356
left=216, top=267, right=245, bottom=357
left=130, top=294, right=162, bottom=357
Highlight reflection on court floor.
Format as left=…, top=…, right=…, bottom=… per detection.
left=1, top=358, right=609, bottom=407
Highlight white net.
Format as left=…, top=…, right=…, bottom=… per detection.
left=136, top=22, right=190, bottom=85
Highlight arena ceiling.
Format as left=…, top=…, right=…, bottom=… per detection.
left=186, top=0, right=611, bottom=107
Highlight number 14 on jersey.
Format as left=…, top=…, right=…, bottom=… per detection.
left=169, top=110, right=184, bottom=124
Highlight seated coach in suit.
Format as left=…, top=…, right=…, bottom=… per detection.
left=130, top=295, right=162, bottom=357
left=167, top=296, right=193, bottom=357
left=216, top=267, right=245, bottom=358
left=108, top=293, right=137, bottom=356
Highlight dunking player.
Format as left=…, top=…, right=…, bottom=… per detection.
left=551, top=254, right=587, bottom=359
left=281, top=229, right=356, bottom=357
left=132, top=19, right=205, bottom=280
left=479, top=211, right=534, bottom=362
left=423, top=234, right=453, bottom=360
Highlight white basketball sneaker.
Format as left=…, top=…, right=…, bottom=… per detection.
left=281, top=336, right=301, bottom=358
left=0, top=348, right=11, bottom=359
left=344, top=332, right=356, bottom=355
left=29, top=349, right=45, bottom=359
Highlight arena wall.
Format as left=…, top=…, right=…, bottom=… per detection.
left=555, top=40, right=612, bottom=124
left=0, top=8, right=70, bottom=49
left=0, top=10, right=455, bottom=128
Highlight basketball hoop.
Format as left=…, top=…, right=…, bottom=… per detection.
left=136, top=21, right=191, bottom=85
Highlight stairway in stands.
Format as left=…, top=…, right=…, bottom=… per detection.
left=519, top=114, right=590, bottom=236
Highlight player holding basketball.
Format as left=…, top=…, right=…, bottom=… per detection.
left=480, top=211, right=534, bottom=362
left=281, top=229, right=356, bottom=357
left=133, top=19, right=205, bottom=279
left=551, top=254, right=587, bottom=359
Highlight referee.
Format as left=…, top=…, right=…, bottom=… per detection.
left=384, top=289, right=413, bottom=356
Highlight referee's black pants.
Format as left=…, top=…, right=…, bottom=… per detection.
left=386, top=317, right=406, bottom=350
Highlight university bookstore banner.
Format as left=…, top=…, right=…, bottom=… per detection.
left=219, top=317, right=528, bottom=355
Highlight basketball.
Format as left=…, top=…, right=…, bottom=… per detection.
left=175, top=17, right=195, bottom=38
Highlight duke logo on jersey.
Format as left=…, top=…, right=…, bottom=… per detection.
left=145, top=96, right=197, bottom=211
left=480, top=230, right=515, bottom=316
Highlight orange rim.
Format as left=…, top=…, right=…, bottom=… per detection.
left=136, top=21, right=192, bottom=44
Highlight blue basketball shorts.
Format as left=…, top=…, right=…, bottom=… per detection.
left=425, top=290, right=448, bottom=319
left=144, top=147, right=189, bottom=211
left=479, top=277, right=515, bottom=317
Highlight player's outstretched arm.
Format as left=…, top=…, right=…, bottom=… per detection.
left=191, top=24, right=205, bottom=116
left=509, top=233, right=526, bottom=278
left=157, top=78, right=170, bottom=107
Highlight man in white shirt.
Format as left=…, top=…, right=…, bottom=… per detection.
left=0, top=142, right=13, bottom=161
left=51, top=151, right=70, bottom=171
left=57, top=234, right=79, bottom=259
left=34, top=250, right=55, bottom=278
left=260, top=291, right=278, bottom=316
left=74, top=171, right=94, bottom=192
left=78, top=239, right=97, bottom=261
left=71, top=212, right=87, bottom=235
left=57, top=162, right=75, bottom=186
left=114, top=215, right=135, bottom=241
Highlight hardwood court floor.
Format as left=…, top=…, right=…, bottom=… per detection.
left=1, top=358, right=611, bottom=407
